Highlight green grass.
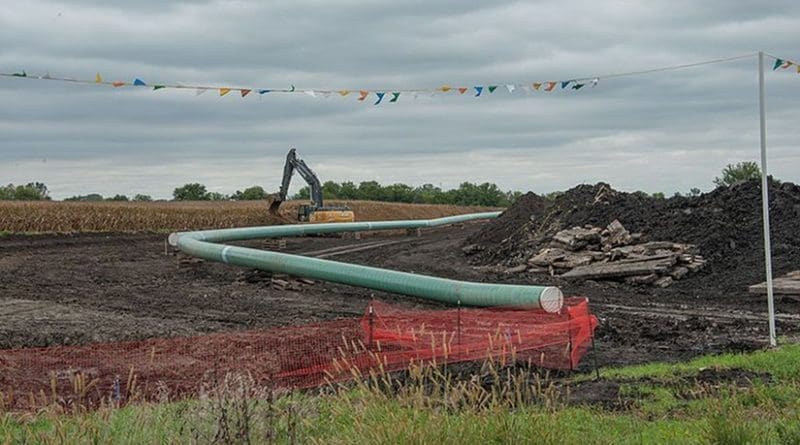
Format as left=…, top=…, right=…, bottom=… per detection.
left=597, top=342, right=800, bottom=381
left=3, top=345, right=800, bottom=444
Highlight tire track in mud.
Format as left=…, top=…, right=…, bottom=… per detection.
left=595, top=302, right=800, bottom=323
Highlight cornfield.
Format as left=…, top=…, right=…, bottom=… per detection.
left=0, top=200, right=495, bottom=233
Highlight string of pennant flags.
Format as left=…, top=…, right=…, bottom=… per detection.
left=772, top=57, right=800, bottom=72
left=0, top=53, right=796, bottom=105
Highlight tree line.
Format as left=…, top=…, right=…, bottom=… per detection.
left=171, top=181, right=522, bottom=207
left=0, top=182, right=51, bottom=200
left=0, top=181, right=520, bottom=207
left=64, top=193, right=154, bottom=202
left=0, top=162, right=766, bottom=204
left=293, top=181, right=522, bottom=207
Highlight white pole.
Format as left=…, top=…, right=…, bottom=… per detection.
left=758, top=51, right=777, bottom=347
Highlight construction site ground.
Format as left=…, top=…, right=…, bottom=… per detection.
left=2, top=222, right=798, bottom=372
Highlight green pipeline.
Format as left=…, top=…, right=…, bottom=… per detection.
left=169, top=212, right=563, bottom=312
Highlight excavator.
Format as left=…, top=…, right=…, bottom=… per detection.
left=267, top=148, right=356, bottom=223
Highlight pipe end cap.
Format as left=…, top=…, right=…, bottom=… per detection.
left=539, top=287, right=564, bottom=313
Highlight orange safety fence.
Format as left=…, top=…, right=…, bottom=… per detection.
left=0, top=297, right=597, bottom=412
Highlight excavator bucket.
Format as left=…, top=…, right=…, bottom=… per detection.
left=266, top=193, right=283, bottom=215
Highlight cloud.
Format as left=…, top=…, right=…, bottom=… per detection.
left=0, top=0, right=799, bottom=199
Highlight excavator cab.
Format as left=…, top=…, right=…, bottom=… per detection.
left=268, top=149, right=355, bottom=223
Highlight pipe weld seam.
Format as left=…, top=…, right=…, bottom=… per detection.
left=221, top=245, right=232, bottom=264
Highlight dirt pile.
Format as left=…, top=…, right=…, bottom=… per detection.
left=466, top=179, right=800, bottom=294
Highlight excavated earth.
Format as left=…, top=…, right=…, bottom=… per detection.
left=467, top=179, right=800, bottom=297
left=2, top=200, right=799, bottom=373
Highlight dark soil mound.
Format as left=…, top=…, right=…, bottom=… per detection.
left=466, top=191, right=549, bottom=247
left=466, top=179, right=800, bottom=294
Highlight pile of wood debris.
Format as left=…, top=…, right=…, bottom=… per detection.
left=523, top=220, right=706, bottom=287
left=749, top=270, right=800, bottom=301
left=236, top=269, right=316, bottom=290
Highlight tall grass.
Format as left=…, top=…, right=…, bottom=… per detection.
left=2, top=345, right=800, bottom=444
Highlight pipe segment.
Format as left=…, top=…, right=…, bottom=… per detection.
left=168, top=212, right=503, bottom=245
left=169, top=212, right=563, bottom=312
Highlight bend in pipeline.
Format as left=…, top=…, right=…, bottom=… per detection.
left=168, top=212, right=563, bottom=312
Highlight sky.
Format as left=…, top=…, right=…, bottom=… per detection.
left=0, top=0, right=798, bottom=200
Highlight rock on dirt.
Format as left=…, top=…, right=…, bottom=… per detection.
left=506, top=219, right=704, bottom=287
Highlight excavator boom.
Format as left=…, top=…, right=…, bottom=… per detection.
left=268, top=148, right=354, bottom=223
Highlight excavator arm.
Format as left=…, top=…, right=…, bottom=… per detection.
left=268, top=148, right=325, bottom=214
left=268, top=148, right=354, bottom=223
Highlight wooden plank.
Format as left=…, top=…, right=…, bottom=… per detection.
left=551, top=226, right=601, bottom=251
left=749, top=271, right=800, bottom=295
left=615, top=253, right=677, bottom=265
left=748, top=278, right=800, bottom=295
left=560, top=258, right=674, bottom=280
left=654, top=276, right=674, bottom=288
left=528, top=248, right=567, bottom=267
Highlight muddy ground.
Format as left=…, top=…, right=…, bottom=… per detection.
left=1, top=222, right=798, bottom=370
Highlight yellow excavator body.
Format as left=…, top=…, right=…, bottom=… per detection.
left=308, top=209, right=356, bottom=223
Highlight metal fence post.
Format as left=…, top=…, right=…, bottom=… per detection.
left=758, top=50, right=777, bottom=347
left=456, top=300, right=462, bottom=345
left=368, top=304, right=374, bottom=350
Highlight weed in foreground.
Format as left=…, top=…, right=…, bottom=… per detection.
left=2, top=350, right=800, bottom=444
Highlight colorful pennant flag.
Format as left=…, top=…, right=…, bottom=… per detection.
left=7, top=53, right=797, bottom=106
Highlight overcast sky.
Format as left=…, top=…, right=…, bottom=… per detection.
left=1, top=0, right=798, bottom=199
